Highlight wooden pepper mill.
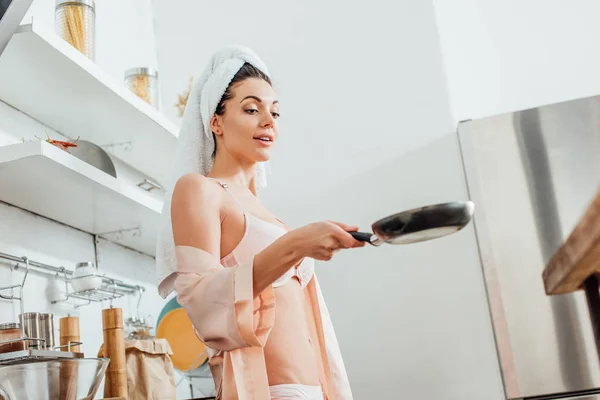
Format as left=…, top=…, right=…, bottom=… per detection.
left=102, top=307, right=127, bottom=398
left=59, top=316, right=80, bottom=400
left=59, top=316, right=80, bottom=353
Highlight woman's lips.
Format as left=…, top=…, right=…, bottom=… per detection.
left=254, top=138, right=273, bottom=147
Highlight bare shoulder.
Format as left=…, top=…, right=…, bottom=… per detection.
left=172, top=173, right=223, bottom=207
left=171, top=173, right=224, bottom=222
left=171, top=173, right=223, bottom=250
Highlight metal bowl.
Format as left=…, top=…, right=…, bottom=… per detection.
left=67, top=140, right=117, bottom=178
left=0, top=358, right=108, bottom=400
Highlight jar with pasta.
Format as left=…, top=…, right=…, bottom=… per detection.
left=124, top=67, right=159, bottom=109
left=55, top=0, right=96, bottom=60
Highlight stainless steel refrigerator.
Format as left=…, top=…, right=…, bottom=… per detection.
left=458, top=94, right=600, bottom=399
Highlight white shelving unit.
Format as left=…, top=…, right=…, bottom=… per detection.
left=0, top=141, right=162, bottom=256
left=0, top=21, right=179, bottom=188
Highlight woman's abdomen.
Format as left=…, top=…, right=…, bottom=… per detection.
left=264, top=278, right=321, bottom=386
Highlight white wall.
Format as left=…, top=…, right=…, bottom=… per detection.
left=153, top=0, right=505, bottom=398
left=302, top=135, right=505, bottom=400
left=433, top=0, right=600, bottom=122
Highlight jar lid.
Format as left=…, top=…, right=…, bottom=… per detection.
left=125, top=67, right=159, bottom=78
left=76, top=261, right=95, bottom=269
left=0, top=322, right=20, bottom=330
left=56, top=0, right=95, bottom=9
left=19, top=312, right=40, bottom=319
left=40, top=313, right=54, bottom=320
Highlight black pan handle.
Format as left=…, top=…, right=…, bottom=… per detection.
left=350, top=231, right=374, bottom=242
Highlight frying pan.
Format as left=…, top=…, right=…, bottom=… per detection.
left=350, top=201, right=475, bottom=246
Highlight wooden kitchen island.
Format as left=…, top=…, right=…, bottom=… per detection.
left=543, top=191, right=600, bottom=358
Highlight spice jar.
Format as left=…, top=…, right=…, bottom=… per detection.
left=55, top=0, right=96, bottom=60
left=71, top=261, right=102, bottom=293
left=0, top=323, right=27, bottom=354
left=125, top=67, right=159, bottom=108
left=0, top=323, right=22, bottom=342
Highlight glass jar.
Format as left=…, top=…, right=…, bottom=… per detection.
left=71, top=261, right=102, bottom=293
left=55, top=0, right=96, bottom=60
left=124, top=67, right=159, bottom=109
left=0, top=322, right=27, bottom=354
left=0, top=323, right=22, bottom=342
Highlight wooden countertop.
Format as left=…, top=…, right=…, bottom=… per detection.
left=543, top=192, right=600, bottom=295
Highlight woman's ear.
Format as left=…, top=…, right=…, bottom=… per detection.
left=210, top=115, right=223, bottom=136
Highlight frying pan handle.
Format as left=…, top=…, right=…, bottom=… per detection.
left=349, top=232, right=374, bottom=242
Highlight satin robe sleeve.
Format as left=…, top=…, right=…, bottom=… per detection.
left=314, top=275, right=354, bottom=400
left=173, top=245, right=275, bottom=351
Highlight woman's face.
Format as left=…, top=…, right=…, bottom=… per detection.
left=212, top=78, right=279, bottom=163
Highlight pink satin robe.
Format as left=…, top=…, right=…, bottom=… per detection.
left=173, top=213, right=353, bottom=399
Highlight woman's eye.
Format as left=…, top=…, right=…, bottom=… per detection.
left=245, top=109, right=258, bottom=115
left=271, top=112, right=280, bottom=119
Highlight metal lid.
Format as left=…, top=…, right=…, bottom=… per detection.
left=124, top=67, right=159, bottom=78
left=40, top=313, right=54, bottom=320
left=0, top=322, right=20, bottom=330
left=56, top=0, right=95, bottom=9
left=19, top=312, right=40, bottom=319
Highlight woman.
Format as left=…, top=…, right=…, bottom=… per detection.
left=156, top=46, right=364, bottom=400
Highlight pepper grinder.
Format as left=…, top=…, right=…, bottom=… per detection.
left=102, top=307, right=127, bottom=398
left=59, top=316, right=80, bottom=353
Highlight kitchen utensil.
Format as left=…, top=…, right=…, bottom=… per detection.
left=46, top=275, right=66, bottom=303
left=39, top=313, right=55, bottom=350
left=18, top=313, right=41, bottom=349
left=67, top=140, right=117, bottom=178
left=350, top=201, right=475, bottom=246
left=71, top=261, right=103, bottom=293
left=59, top=316, right=80, bottom=353
left=102, top=307, right=127, bottom=398
left=156, top=308, right=208, bottom=371
left=0, top=324, right=21, bottom=343
left=0, top=358, right=108, bottom=399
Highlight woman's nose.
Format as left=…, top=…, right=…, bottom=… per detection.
left=261, top=111, right=274, bottom=127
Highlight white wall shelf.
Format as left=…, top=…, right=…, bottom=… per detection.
left=0, top=21, right=179, bottom=188
left=0, top=141, right=162, bottom=256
